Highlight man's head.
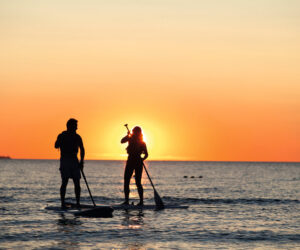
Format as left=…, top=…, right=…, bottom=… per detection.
left=66, top=118, right=78, bottom=132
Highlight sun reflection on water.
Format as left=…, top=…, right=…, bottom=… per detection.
left=120, top=210, right=144, bottom=230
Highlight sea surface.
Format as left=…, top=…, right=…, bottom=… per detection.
left=0, top=159, right=299, bottom=249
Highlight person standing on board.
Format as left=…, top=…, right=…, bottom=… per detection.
left=121, top=126, right=148, bottom=206
left=55, top=118, right=85, bottom=208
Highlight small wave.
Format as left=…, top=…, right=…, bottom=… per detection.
left=173, top=230, right=300, bottom=243
left=163, top=196, right=300, bottom=205
left=0, top=187, right=30, bottom=192
left=0, top=196, right=16, bottom=202
left=0, top=207, right=7, bottom=213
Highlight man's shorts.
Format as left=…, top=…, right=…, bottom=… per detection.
left=59, top=157, right=81, bottom=180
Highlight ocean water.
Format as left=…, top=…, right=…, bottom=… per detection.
left=0, top=159, right=299, bottom=249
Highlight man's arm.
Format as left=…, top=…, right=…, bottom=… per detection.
left=79, top=137, right=85, bottom=164
left=55, top=134, right=61, bottom=149
left=78, top=136, right=85, bottom=170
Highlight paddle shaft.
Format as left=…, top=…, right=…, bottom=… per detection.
left=80, top=168, right=96, bottom=207
left=142, top=162, right=155, bottom=190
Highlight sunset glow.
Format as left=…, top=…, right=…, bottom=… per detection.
left=1, top=1, right=300, bottom=161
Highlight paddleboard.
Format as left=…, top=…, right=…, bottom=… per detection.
left=45, top=203, right=113, bottom=217
left=69, top=202, right=189, bottom=210
left=46, top=202, right=188, bottom=211
left=112, top=204, right=189, bottom=210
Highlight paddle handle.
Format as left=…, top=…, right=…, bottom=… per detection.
left=125, top=124, right=130, bottom=134
left=80, top=168, right=96, bottom=207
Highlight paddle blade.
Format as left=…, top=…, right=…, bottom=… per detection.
left=154, top=189, right=164, bottom=209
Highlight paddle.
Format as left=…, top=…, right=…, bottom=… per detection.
left=124, top=124, right=164, bottom=208
left=75, top=168, right=114, bottom=217
left=76, top=166, right=116, bottom=218
left=80, top=166, right=96, bottom=207
left=142, top=162, right=164, bottom=208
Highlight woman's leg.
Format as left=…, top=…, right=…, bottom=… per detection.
left=135, top=164, right=144, bottom=205
left=124, top=164, right=134, bottom=204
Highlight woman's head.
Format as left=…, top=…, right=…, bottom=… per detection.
left=132, top=126, right=143, bottom=141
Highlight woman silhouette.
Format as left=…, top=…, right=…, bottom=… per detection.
left=121, top=126, right=148, bottom=205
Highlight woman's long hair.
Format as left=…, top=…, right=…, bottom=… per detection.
left=132, top=126, right=143, bottom=143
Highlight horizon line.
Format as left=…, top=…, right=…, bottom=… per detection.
left=3, top=157, right=300, bottom=164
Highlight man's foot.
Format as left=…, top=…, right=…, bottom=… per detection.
left=136, top=201, right=143, bottom=206
left=75, top=203, right=81, bottom=209
left=120, top=201, right=129, bottom=206
left=61, top=203, right=67, bottom=210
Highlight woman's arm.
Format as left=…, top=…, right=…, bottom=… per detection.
left=142, top=143, right=148, bottom=161
left=121, top=135, right=130, bottom=143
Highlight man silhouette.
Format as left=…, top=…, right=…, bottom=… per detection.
left=55, top=118, right=85, bottom=208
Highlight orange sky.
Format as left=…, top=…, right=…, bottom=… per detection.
left=1, top=1, right=300, bottom=161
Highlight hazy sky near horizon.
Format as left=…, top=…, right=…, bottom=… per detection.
left=1, top=0, right=300, bottom=161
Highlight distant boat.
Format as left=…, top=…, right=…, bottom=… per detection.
left=0, top=156, right=11, bottom=159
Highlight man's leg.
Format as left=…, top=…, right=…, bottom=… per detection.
left=60, top=177, right=69, bottom=208
left=73, top=178, right=81, bottom=206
